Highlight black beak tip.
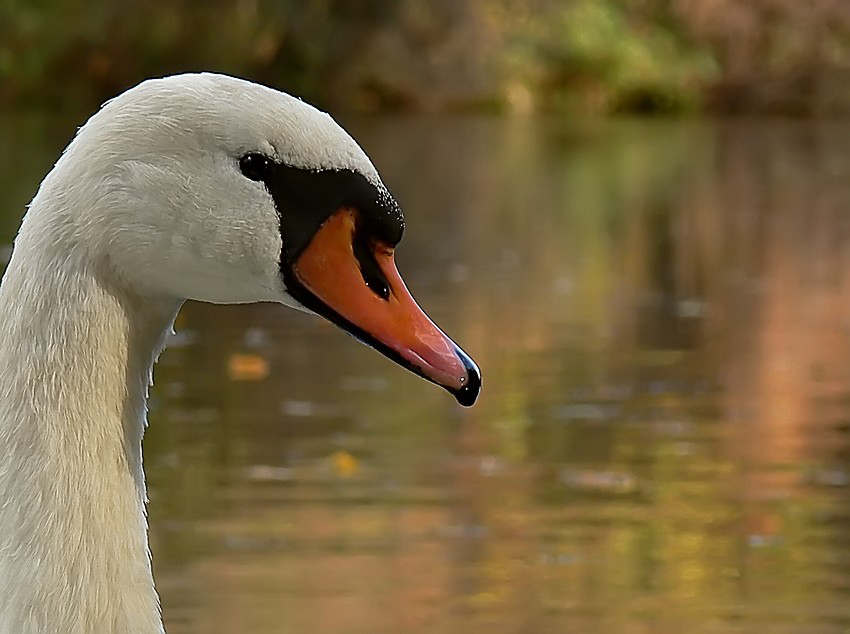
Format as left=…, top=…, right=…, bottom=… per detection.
left=450, top=347, right=481, bottom=407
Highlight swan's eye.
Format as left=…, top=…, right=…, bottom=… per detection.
left=239, top=153, right=272, bottom=182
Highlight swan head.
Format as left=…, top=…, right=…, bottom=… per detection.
left=43, top=73, right=480, bottom=405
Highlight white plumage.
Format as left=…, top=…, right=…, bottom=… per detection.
left=0, top=74, right=392, bottom=634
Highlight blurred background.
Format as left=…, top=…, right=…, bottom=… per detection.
left=5, top=0, right=850, bottom=116
left=2, top=1, right=850, bottom=633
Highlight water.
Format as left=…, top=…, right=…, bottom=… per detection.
left=2, top=112, right=850, bottom=633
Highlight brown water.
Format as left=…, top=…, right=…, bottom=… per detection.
left=2, top=113, right=850, bottom=633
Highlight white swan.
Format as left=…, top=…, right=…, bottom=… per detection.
left=0, top=73, right=480, bottom=634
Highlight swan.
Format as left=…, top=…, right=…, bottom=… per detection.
left=0, top=73, right=480, bottom=633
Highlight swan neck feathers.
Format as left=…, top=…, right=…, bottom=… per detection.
left=0, top=72, right=378, bottom=633
left=0, top=233, right=179, bottom=632
left=0, top=72, right=396, bottom=633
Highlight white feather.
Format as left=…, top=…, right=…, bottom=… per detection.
left=0, top=73, right=383, bottom=633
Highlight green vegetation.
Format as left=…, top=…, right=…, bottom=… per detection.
left=505, top=0, right=718, bottom=114
left=1, top=0, right=849, bottom=115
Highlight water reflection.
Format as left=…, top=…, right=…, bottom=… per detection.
left=1, top=114, right=850, bottom=633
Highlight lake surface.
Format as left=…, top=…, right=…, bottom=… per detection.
left=2, top=112, right=850, bottom=633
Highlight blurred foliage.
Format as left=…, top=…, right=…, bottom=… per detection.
left=504, top=0, right=718, bottom=113
left=1, top=0, right=850, bottom=115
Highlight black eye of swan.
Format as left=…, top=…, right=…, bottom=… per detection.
left=239, top=153, right=273, bottom=181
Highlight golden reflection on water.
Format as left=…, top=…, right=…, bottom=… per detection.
left=2, top=115, right=850, bottom=633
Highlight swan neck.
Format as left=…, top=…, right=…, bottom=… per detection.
left=0, top=238, right=178, bottom=633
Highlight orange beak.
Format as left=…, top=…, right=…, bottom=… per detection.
left=290, top=208, right=480, bottom=406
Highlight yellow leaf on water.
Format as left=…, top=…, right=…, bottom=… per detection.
left=227, top=353, right=269, bottom=381
left=331, top=450, right=359, bottom=478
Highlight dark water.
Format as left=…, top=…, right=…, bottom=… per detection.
left=2, top=113, right=850, bottom=633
